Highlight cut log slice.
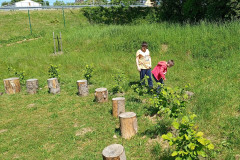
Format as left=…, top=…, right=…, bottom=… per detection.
left=3, top=77, right=21, bottom=94
left=119, top=112, right=138, bottom=139
left=102, top=144, right=126, bottom=160
left=26, top=79, right=38, bottom=94
left=47, top=78, right=60, bottom=94
left=112, top=97, right=125, bottom=118
left=95, top=88, right=108, bottom=103
left=77, top=80, right=88, bottom=96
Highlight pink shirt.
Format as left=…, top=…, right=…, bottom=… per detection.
left=152, top=61, right=167, bottom=80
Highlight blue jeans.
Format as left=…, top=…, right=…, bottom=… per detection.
left=140, top=69, right=153, bottom=88
left=153, top=74, right=164, bottom=93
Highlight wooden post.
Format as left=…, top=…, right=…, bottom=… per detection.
left=95, top=88, right=108, bottom=103
left=26, top=79, right=38, bottom=94
left=47, top=78, right=60, bottom=94
left=77, top=80, right=88, bottom=96
left=102, top=144, right=126, bottom=160
left=112, top=97, right=125, bottom=118
left=119, top=112, right=138, bottom=139
left=3, top=77, right=21, bottom=94
left=53, top=32, right=56, bottom=54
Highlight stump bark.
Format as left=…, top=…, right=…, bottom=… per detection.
left=77, top=80, right=88, bottom=96
left=119, top=112, right=138, bottom=139
left=102, top=144, right=126, bottom=160
left=26, top=79, right=38, bottom=94
left=95, top=88, right=108, bottom=103
left=112, top=97, right=125, bottom=118
left=47, top=78, right=60, bottom=94
left=3, top=77, right=21, bottom=94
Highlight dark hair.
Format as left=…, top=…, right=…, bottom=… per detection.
left=141, top=41, right=148, bottom=48
left=167, top=60, right=174, bottom=66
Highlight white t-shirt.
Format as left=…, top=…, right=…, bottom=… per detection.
left=136, top=49, right=151, bottom=69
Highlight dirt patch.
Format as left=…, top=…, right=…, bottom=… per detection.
left=74, top=122, right=79, bottom=128
left=0, top=129, right=8, bottom=134
left=6, top=37, right=40, bottom=47
left=13, top=154, right=20, bottom=159
left=43, top=143, right=55, bottom=152
left=27, top=104, right=35, bottom=108
left=147, top=136, right=169, bottom=149
left=75, top=127, right=93, bottom=136
left=161, top=44, right=168, bottom=53
left=186, top=50, right=192, bottom=56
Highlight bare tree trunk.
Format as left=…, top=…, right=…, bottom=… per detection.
left=3, top=77, right=21, bottom=94
left=95, top=88, right=108, bottom=102
left=102, top=144, right=126, bottom=160
left=47, top=78, right=60, bottom=94
left=119, top=112, right=138, bottom=139
left=26, top=79, right=38, bottom=94
left=112, top=97, right=125, bottom=118
left=77, top=80, right=88, bottom=96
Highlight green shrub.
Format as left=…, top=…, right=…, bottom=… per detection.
left=7, top=66, right=26, bottom=85
left=162, top=114, right=215, bottom=159
left=149, top=85, right=188, bottom=118
left=111, top=69, right=126, bottom=94
left=84, top=65, right=94, bottom=84
left=48, top=64, right=61, bottom=82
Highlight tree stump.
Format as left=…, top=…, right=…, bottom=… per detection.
left=112, top=97, right=125, bottom=118
left=3, top=77, right=21, bottom=94
left=119, top=112, right=138, bottom=139
left=102, top=144, right=126, bottom=160
left=47, top=78, right=60, bottom=94
left=26, top=79, right=38, bottom=94
left=95, top=88, right=108, bottom=103
left=77, top=80, right=88, bottom=96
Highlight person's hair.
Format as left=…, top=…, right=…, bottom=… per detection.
left=141, top=41, right=148, bottom=48
left=167, top=60, right=174, bottom=66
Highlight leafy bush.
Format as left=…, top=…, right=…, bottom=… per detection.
left=48, top=64, right=61, bottom=82
left=162, top=114, right=215, bottom=159
left=7, top=66, right=26, bottom=85
left=84, top=65, right=94, bottom=84
left=149, top=85, right=188, bottom=118
left=130, top=76, right=153, bottom=96
left=111, top=69, right=126, bottom=94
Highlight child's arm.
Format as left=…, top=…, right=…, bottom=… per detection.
left=136, top=51, right=141, bottom=72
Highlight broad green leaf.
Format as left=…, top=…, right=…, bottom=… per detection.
left=188, top=143, right=196, bottom=150
left=197, top=150, right=206, bottom=157
left=172, top=121, right=180, bottom=129
left=197, top=138, right=206, bottom=145
left=176, top=157, right=182, bottom=160
left=171, top=151, right=178, bottom=156
left=207, top=143, right=214, bottom=150
left=196, top=132, right=204, bottom=137
left=184, top=134, right=189, bottom=140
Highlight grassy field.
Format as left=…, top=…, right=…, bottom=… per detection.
left=0, top=9, right=240, bottom=159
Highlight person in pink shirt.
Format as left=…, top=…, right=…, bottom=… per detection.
left=152, top=60, right=174, bottom=90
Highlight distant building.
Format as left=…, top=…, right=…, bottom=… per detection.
left=75, top=0, right=84, bottom=3
left=15, top=0, right=42, bottom=7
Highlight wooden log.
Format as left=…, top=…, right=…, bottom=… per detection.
left=95, top=88, right=108, bottom=103
left=119, top=112, right=138, bottom=139
left=26, top=79, right=38, bottom=94
left=112, top=97, right=125, bottom=118
left=47, top=78, right=60, bottom=94
left=102, top=144, right=126, bottom=160
left=3, top=77, right=21, bottom=94
left=77, top=80, right=88, bottom=96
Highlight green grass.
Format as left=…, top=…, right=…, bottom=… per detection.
left=0, top=9, right=240, bottom=159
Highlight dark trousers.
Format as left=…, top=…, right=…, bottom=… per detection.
left=140, top=69, right=153, bottom=88
left=153, top=74, right=164, bottom=93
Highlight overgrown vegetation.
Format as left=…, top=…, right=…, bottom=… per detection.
left=7, top=66, right=26, bottom=85
left=84, top=64, right=94, bottom=84
left=48, top=64, right=61, bottom=82
left=0, top=9, right=239, bottom=159
left=162, top=114, right=215, bottom=159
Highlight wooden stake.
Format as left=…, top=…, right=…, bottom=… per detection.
left=3, top=77, right=21, bottom=94
left=119, top=112, right=138, bottom=139
left=102, top=144, right=126, bottom=160
left=77, top=80, right=88, bottom=96
left=53, top=32, right=56, bottom=54
left=95, top=88, right=108, bottom=103
left=112, top=97, right=125, bottom=118
left=47, top=78, right=60, bottom=94
left=26, top=79, right=38, bottom=94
